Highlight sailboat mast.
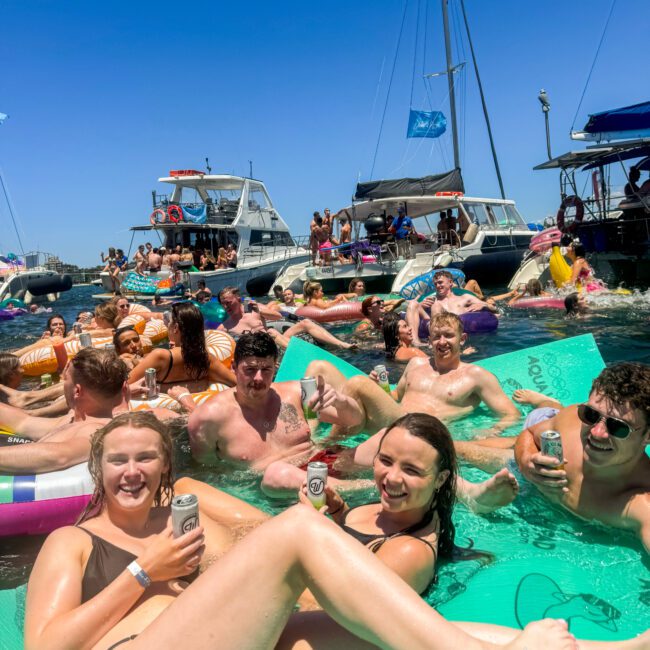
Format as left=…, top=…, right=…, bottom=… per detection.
left=441, top=0, right=460, bottom=169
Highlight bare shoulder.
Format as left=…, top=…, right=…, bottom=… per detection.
left=380, top=534, right=436, bottom=560
left=273, top=380, right=301, bottom=400
left=40, top=525, right=90, bottom=557
left=404, top=356, right=429, bottom=373
left=193, top=389, right=236, bottom=423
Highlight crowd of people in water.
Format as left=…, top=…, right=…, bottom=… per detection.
left=0, top=249, right=649, bottom=650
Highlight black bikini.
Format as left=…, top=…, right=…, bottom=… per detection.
left=159, top=348, right=174, bottom=384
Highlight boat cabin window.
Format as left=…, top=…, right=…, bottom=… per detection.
left=504, top=204, right=527, bottom=228
left=463, top=203, right=493, bottom=226
left=249, top=230, right=295, bottom=247
left=164, top=229, right=239, bottom=252
left=248, top=188, right=271, bottom=212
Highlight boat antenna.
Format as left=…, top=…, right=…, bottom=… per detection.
left=441, top=0, right=460, bottom=170
left=248, top=160, right=253, bottom=178
left=459, top=0, right=505, bottom=199
left=538, top=89, right=553, bottom=160
left=205, top=157, right=212, bottom=174
left=0, top=168, right=26, bottom=256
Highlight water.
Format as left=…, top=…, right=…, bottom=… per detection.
left=1, top=285, right=650, bottom=640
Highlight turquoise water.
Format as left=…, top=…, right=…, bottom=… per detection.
left=1, top=285, right=650, bottom=641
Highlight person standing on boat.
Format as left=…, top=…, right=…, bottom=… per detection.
left=337, top=215, right=352, bottom=263
left=309, top=211, right=321, bottom=265
left=133, top=244, right=147, bottom=275
left=389, top=205, right=414, bottom=258
left=624, top=166, right=641, bottom=200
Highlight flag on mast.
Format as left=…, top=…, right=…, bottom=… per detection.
left=407, top=109, right=446, bottom=138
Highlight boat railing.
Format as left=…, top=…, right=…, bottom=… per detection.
left=239, top=235, right=311, bottom=264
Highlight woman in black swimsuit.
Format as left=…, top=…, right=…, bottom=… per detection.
left=25, top=413, right=587, bottom=650
left=128, top=302, right=235, bottom=392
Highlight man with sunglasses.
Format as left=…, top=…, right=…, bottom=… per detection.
left=512, top=362, right=650, bottom=551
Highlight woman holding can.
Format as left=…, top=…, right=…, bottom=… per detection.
left=25, top=410, right=590, bottom=650
left=128, top=302, right=235, bottom=393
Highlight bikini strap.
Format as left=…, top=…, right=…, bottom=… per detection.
left=159, top=348, right=174, bottom=384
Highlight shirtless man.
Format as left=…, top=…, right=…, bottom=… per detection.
left=0, top=348, right=128, bottom=473
left=148, top=247, right=162, bottom=272
left=189, top=332, right=518, bottom=512
left=430, top=270, right=497, bottom=316
left=217, top=286, right=355, bottom=350
left=114, top=326, right=144, bottom=370
left=311, top=312, right=520, bottom=451
left=133, top=244, right=147, bottom=274
left=337, top=216, right=352, bottom=263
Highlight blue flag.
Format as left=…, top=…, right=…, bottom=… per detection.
left=407, top=109, right=447, bottom=138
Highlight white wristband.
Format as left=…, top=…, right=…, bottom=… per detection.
left=175, top=392, right=192, bottom=401
left=127, top=560, right=151, bottom=588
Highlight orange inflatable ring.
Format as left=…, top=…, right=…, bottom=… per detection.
left=150, top=209, right=166, bottom=226
left=167, top=205, right=183, bottom=223
left=118, top=314, right=147, bottom=335
left=128, top=303, right=149, bottom=315
left=295, top=302, right=364, bottom=323
left=129, top=383, right=228, bottom=413
left=556, top=195, right=584, bottom=234
left=205, top=330, right=235, bottom=369
left=142, top=319, right=168, bottom=345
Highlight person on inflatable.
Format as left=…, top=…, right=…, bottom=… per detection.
left=114, top=326, right=145, bottom=371
left=429, top=271, right=497, bottom=316
left=0, top=352, right=64, bottom=409
left=24, top=411, right=589, bottom=650
left=42, top=314, right=67, bottom=339
left=566, top=242, right=606, bottom=292
left=487, top=279, right=551, bottom=307
left=303, top=281, right=348, bottom=310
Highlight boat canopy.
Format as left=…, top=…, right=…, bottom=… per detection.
left=158, top=174, right=249, bottom=191
left=337, top=195, right=515, bottom=222
left=354, top=168, right=464, bottom=200
left=533, top=138, right=650, bottom=171
left=584, top=101, right=650, bottom=136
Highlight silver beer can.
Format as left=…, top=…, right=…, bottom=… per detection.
left=306, top=461, right=328, bottom=509
left=171, top=494, right=200, bottom=538
left=374, top=364, right=390, bottom=393
left=300, top=376, right=318, bottom=419
left=79, top=333, right=92, bottom=348
left=540, top=430, right=564, bottom=469
left=145, top=367, right=158, bottom=400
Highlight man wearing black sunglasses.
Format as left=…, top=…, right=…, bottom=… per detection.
left=513, top=362, right=650, bottom=551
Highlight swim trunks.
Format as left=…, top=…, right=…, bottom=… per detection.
left=300, top=445, right=345, bottom=479
left=523, top=407, right=560, bottom=430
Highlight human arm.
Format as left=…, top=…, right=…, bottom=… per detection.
left=465, top=295, right=498, bottom=313
left=24, top=524, right=205, bottom=650
left=374, top=537, right=436, bottom=595
left=0, top=435, right=91, bottom=473
left=207, top=357, right=236, bottom=387
left=128, top=348, right=168, bottom=384
left=308, top=376, right=364, bottom=429
left=473, top=368, right=521, bottom=434
left=624, top=492, right=650, bottom=554
left=166, top=386, right=197, bottom=413
left=187, top=402, right=223, bottom=465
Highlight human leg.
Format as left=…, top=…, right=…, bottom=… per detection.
left=284, top=321, right=354, bottom=350
left=513, top=389, right=561, bottom=410
left=131, top=504, right=576, bottom=650
left=0, top=382, right=63, bottom=409
left=405, top=299, right=428, bottom=345
left=454, top=439, right=516, bottom=474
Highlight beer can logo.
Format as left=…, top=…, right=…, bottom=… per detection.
left=378, top=370, right=388, bottom=383
left=309, top=477, right=325, bottom=496
left=181, top=514, right=199, bottom=534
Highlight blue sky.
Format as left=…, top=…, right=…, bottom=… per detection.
left=0, top=0, right=647, bottom=267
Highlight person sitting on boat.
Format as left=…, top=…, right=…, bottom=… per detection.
left=216, top=247, right=229, bottom=270
left=566, top=242, right=606, bottom=292
left=303, top=281, right=348, bottom=310
left=199, top=249, right=216, bottom=271
left=226, top=243, right=237, bottom=268
left=389, top=205, right=414, bottom=257
left=133, top=244, right=147, bottom=274
left=624, top=166, right=641, bottom=200
left=217, top=286, right=356, bottom=350
left=25, top=410, right=583, bottom=650
left=129, top=302, right=235, bottom=394
left=445, top=210, right=458, bottom=243
left=382, top=312, right=428, bottom=362
left=0, top=348, right=129, bottom=474
left=116, top=248, right=129, bottom=272
left=437, top=211, right=450, bottom=244
left=41, top=313, right=67, bottom=339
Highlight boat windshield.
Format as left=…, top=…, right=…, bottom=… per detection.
left=463, top=202, right=526, bottom=228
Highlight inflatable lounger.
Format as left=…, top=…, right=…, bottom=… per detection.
left=399, top=267, right=466, bottom=300
left=276, top=333, right=604, bottom=408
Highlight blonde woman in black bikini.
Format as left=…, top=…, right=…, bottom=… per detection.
left=27, top=412, right=643, bottom=649
left=128, top=302, right=234, bottom=393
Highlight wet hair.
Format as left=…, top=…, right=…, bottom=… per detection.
left=198, top=280, right=207, bottom=288
left=348, top=277, right=365, bottom=293
left=77, top=411, right=174, bottom=523
left=234, top=331, right=278, bottom=365
left=273, top=285, right=284, bottom=299
left=525, top=278, right=543, bottom=296
left=69, top=347, right=129, bottom=398
left=564, top=292, right=580, bottom=315
left=195, top=290, right=211, bottom=303
left=382, top=312, right=402, bottom=359
left=377, top=413, right=492, bottom=563
left=0, top=353, right=21, bottom=386
left=46, top=313, right=67, bottom=336
left=429, top=312, right=464, bottom=336
left=218, top=285, right=240, bottom=302
left=171, top=302, right=210, bottom=380
left=303, top=281, right=323, bottom=300
left=95, top=303, right=119, bottom=327
left=361, top=295, right=380, bottom=317
left=591, top=362, right=650, bottom=424
left=113, top=326, right=139, bottom=352
left=572, top=243, right=586, bottom=258
left=433, top=270, right=453, bottom=282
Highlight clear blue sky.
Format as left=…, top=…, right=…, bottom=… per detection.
left=0, top=0, right=647, bottom=267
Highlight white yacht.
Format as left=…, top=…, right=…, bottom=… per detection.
left=100, top=170, right=309, bottom=297
left=0, top=253, right=72, bottom=304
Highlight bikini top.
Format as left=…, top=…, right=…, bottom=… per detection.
left=339, top=504, right=438, bottom=579
left=77, top=526, right=198, bottom=603
left=159, top=348, right=174, bottom=384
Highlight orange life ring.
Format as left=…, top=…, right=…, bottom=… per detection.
left=167, top=205, right=183, bottom=223
left=150, top=209, right=166, bottom=226
left=556, top=195, right=584, bottom=233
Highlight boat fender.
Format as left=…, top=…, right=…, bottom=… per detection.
left=462, top=222, right=479, bottom=244
left=167, top=204, right=183, bottom=223
left=150, top=208, right=166, bottom=225
left=436, top=252, right=454, bottom=267
left=25, top=274, right=73, bottom=297
left=556, top=195, right=584, bottom=234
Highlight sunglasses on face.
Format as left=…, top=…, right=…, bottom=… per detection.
left=577, top=403, right=634, bottom=439
left=371, top=300, right=384, bottom=307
